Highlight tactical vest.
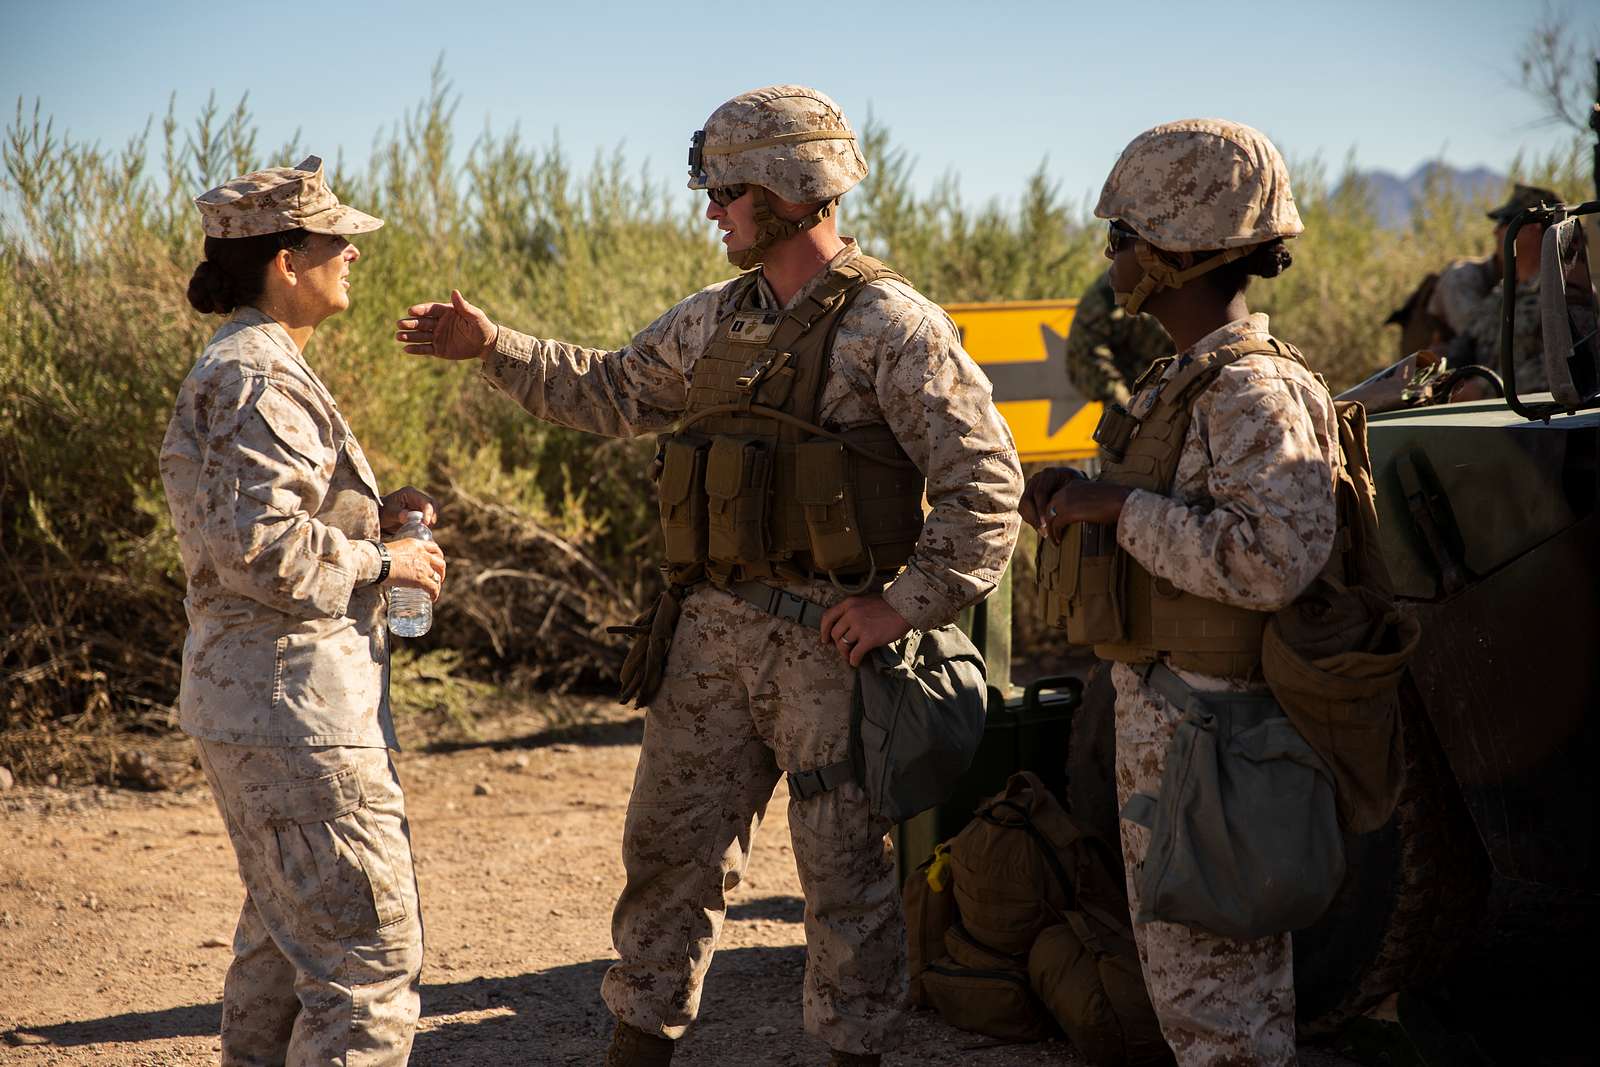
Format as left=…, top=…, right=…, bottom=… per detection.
left=656, top=255, right=926, bottom=588
left=1039, top=338, right=1312, bottom=678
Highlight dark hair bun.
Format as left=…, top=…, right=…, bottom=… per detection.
left=186, top=260, right=237, bottom=315
left=1243, top=239, right=1293, bottom=279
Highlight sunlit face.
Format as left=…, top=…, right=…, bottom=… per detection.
left=290, top=233, right=360, bottom=317
left=705, top=187, right=756, bottom=254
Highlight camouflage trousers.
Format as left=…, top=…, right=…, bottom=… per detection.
left=600, top=584, right=909, bottom=1055
left=1110, top=662, right=1298, bottom=1067
left=195, top=740, right=424, bottom=1067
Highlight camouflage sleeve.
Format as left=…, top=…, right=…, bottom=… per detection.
left=1460, top=281, right=1546, bottom=389
left=874, top=301, right=1024, bottom=630
left=198, top=376, right=373, bottom=619
left=480, top=289, right=713, bottom=438
left=1426, top=258, right=1495, bottom=335
left=1064, top=277, right=1133, bottom=406
left=1115, top=365, right=1335, bottom=611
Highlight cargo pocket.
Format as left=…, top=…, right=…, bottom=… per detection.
left=795, top=439, right=868, bottom=572
left=657, top=433, right=709, bottom=565
left=704, top=436, right=771, bottom=565
left=920, top=921, right=1055, bottom=1041
left=241, top=765, right=407, bottom=940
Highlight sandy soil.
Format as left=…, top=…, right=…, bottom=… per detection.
left=0, top=700, right=1362, bottom=1067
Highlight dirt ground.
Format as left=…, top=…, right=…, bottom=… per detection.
left=0, top=699, right=1366, bottom=1067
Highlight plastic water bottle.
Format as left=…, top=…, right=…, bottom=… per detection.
left=387, top=511, right=435, bottom=638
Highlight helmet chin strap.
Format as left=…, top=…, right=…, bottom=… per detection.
left=727, top=187, right=838, bottom=269
left=1115, top=242, right=1253, bottom=315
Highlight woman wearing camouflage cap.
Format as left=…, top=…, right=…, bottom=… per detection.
left=160, top=157, right=443, bottom=1065
left=1023, top=120, right=1338, bottom=1065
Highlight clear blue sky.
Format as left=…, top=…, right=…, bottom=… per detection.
left=1, top=0, right=1590, bottom=209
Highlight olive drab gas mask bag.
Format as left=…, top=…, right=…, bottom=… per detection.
left=1119, top=665, right=1345, bottom=941
left=853, top=625, right=988, bottom=822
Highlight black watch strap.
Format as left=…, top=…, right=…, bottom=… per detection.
left=372, top=540, right=391, bottom=585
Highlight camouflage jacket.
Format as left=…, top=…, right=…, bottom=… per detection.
left=482, top=241, right=1023, bottom=630
left=1462, top=278, right=1547, bottom=393
left=1064, top=270, right=1172, bottom=405
left=160, top=307, right=393, bottom=747
left=1426, top=255, right=1497, bottom=336
left=1117, top=313, right=1339, bottom=617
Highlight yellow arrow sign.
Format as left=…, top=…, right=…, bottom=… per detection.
left=945, top=300, right=1104, bottom=463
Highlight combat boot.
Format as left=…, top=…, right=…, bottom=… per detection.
left=827, top=1052, right=881, bottom=1067
left=604, top=1021, right=674, bottom=1066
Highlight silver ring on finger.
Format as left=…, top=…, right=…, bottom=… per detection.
left=842, top=637, right=856, bottom=646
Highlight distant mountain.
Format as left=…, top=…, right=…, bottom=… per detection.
left=1343, top=163, right=1505, bottom=228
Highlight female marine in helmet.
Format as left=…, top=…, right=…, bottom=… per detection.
left=1021, top=119, right=1340, bottom=1065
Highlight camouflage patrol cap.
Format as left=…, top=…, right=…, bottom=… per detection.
left=1095, top=118, right=1303, bottom=252
left=195, top=156, right=383, bottom=239
left=1487, top=183, right=1561, bottom=223
left=687, top=85, right=867, bottom=204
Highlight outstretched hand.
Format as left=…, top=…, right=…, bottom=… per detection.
left=395, top=290, right=497, bottom=360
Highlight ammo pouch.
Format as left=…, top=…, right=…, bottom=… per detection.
left=794, top=438, right=868, bottom=572
left=1121, top=664, right=1344, bottom=941
left=657, top=433, right=709, bottom=565
left=704, top=436, right=771, bottom=565
left=785, top=624, right=986, bottom=822
left=1039, top=521, right=1126, bottom=645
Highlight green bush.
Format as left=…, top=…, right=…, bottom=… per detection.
left=1, top=67, right=1591, bottom=774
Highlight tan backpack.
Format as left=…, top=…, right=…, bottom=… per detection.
left=1262, top=399, right=1421, bottom=832
left=908, top=772, right=1173, bottom=1061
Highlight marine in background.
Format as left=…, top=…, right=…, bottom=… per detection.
left=1064, top=268, right=1173, bottom=405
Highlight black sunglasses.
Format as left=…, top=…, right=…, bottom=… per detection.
left=707, top=184, right=749, bottom=207
left=1106, top=219, right=1140, bottom=255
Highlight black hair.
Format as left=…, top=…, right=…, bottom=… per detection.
left=185, top=229, right=311, bottom=315
left=1203, top=238, right=1294, bottom=296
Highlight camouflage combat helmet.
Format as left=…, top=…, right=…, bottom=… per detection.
left=688, top=85, right=867, bottom=268
left=1095, top=119, right=1302, bottom=314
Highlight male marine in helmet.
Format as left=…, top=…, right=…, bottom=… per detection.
left=394, top=85, right=1023, bottom=1067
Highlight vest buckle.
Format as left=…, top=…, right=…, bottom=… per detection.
left=736, top=350, right=790, bottom=391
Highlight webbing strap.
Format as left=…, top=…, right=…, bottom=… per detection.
left=723, top=578, right=830, bottom=629
left=786, top=758, right=855, bottom=801
left=702, top=129, right=856, bottom=155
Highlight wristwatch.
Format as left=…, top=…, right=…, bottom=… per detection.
left=371, top=540, right=391, bottom=585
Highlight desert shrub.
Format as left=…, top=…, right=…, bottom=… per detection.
left=1, top=64, right=1591, bottom=781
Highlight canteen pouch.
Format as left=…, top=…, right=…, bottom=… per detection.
left=657, top=433, right=709, bottom=565
left=795, top=438, right=869, bottom=572
left=1039, top=522, right=1126, bottom=645
left=704, top=436, right=771, bottom=565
